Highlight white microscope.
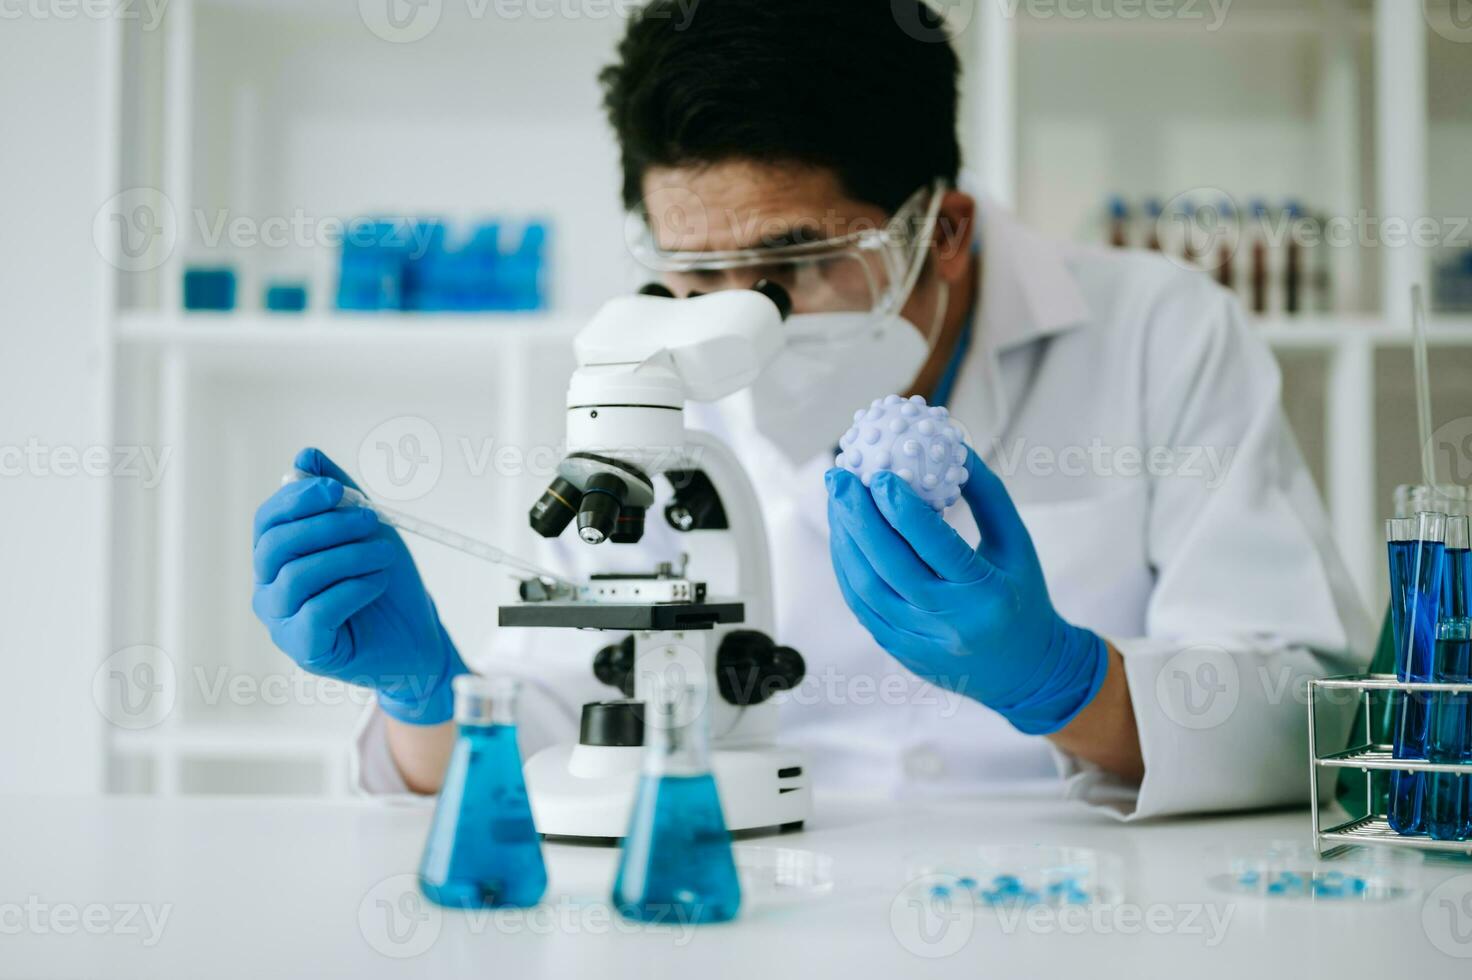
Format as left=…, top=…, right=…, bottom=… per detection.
left=500, top=281, right=812, bottom=843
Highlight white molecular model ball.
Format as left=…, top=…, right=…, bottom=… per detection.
left=835, top=394, right=970, bottom=510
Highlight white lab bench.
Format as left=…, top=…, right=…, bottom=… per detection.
left=2, top=792, right=1468, bottom=979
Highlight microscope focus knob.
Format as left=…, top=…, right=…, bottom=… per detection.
left=593, top=634, right=636, bottom=697
left=579, top=700, right=644, bottom=747
left=715, top=630, right=806, bottom=706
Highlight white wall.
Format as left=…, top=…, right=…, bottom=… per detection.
left=0, top=16, right=108, bottom=793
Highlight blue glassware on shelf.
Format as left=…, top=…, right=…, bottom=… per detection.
left=419, top=675, right=547, bottom=909
left=264, top=282, right=308, bottom=312
left=337, top=219, right=410, bottom=311
left=1387, top=512, right=1446, bottom=835
left=183, top=266, right=236, bottom=311
left=612, top=678, right=741, bottom=925
left=500, top=221, right=548, bottom=311
left=335, top=216, right=548, bottom=312
left=401, top=220, right=448, bottom=312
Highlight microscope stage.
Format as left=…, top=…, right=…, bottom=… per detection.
left=498, top=600, right=745, bottom=631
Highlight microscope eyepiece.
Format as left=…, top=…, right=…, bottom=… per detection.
left=576, top=472, right=628, bottom=545
left=751, top=279, right=793, bottom=321
left=530, top=477, right=583, bottom=538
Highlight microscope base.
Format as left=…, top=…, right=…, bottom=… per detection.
left=524, top=741, right=811, bottom=841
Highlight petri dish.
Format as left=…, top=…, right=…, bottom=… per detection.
left=1208, top=840, right=1423, bottom=903
left=732, top=844, right=835, bottom=908
left=902, top=844, right=1125, bottom=909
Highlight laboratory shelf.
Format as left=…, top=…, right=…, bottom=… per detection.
left=1256, top=315, right=1472, bottom=349
left=115, top=311, right=583, bottom=349
left=112, top=311, right=1472, bottom=353
left=112, top=312, right=583, bottom=375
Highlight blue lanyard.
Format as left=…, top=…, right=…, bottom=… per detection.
left=929, top=303, right=975, bottom=409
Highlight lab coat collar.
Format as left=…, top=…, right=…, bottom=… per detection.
left=974, top=196, right=1093, bottom=355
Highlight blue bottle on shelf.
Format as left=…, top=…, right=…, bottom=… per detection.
left=264, top=282, right=308, bottom=313
left=418, top=675, right=547, bottom=909
left=183, top=267, right=236, bottom=311
left=337, top=219, right=407, bottom=311
left=613, top=678, right=741, bottom=925
left=1387, top=511, right=1446, bottom=835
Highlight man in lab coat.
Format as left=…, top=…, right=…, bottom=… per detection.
left=251, top=0, right=1371, bottom=818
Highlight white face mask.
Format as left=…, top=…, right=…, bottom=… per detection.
left=738, top=281, right=950, bottom=466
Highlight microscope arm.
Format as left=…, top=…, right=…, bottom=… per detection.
left=676, top=428, right=775, bottom=636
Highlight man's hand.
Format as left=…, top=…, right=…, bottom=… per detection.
left=252, top=447, right=468, bottom=725
left=825, top=447, right=1109, bottom=736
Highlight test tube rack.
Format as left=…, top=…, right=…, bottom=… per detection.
left=1309, top=674, right=1472, bottom=859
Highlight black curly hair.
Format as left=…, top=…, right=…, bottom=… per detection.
left=600, top=0, right=962, bottom=214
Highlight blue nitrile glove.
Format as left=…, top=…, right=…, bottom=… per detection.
left=251, top=447, right=468, bottom=724
left=825, top=446, right=1108, bottom=735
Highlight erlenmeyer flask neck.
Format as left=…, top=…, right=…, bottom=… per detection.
left=643, top=683, right=711, bottom=777
left=453, top=675, right=518, bottom=728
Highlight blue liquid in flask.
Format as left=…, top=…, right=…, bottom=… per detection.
left=419, top=676, right=547, bottom=909
left=1387, top=515, right=1446, bottom=836
left=613, top=681, right=741, bottom=925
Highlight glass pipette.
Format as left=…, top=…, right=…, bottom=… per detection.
left=286, top=470, right=583, bottom=595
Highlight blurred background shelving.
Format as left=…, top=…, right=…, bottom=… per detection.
left=91, top=0, right=1472, bottom=795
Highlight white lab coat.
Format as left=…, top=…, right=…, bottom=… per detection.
left=354, top=199, right=1374, bottom=819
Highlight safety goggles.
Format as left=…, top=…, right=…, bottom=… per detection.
left=628, top=179, right=947, bottom=317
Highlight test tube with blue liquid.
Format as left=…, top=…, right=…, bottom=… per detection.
left=612, top=677, right=741, bottom=925
left=1427, top=614, right=1472, bottom=841
left=418, top=675, right=548, bottom=909
left=1387, top=511, right=1446, bottom=835
left=1345, top=486, right=1454, bottom=816
left=1441, top=513, right=1471, bottom=621
left=1426, top=512, right=1472, bottom=841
